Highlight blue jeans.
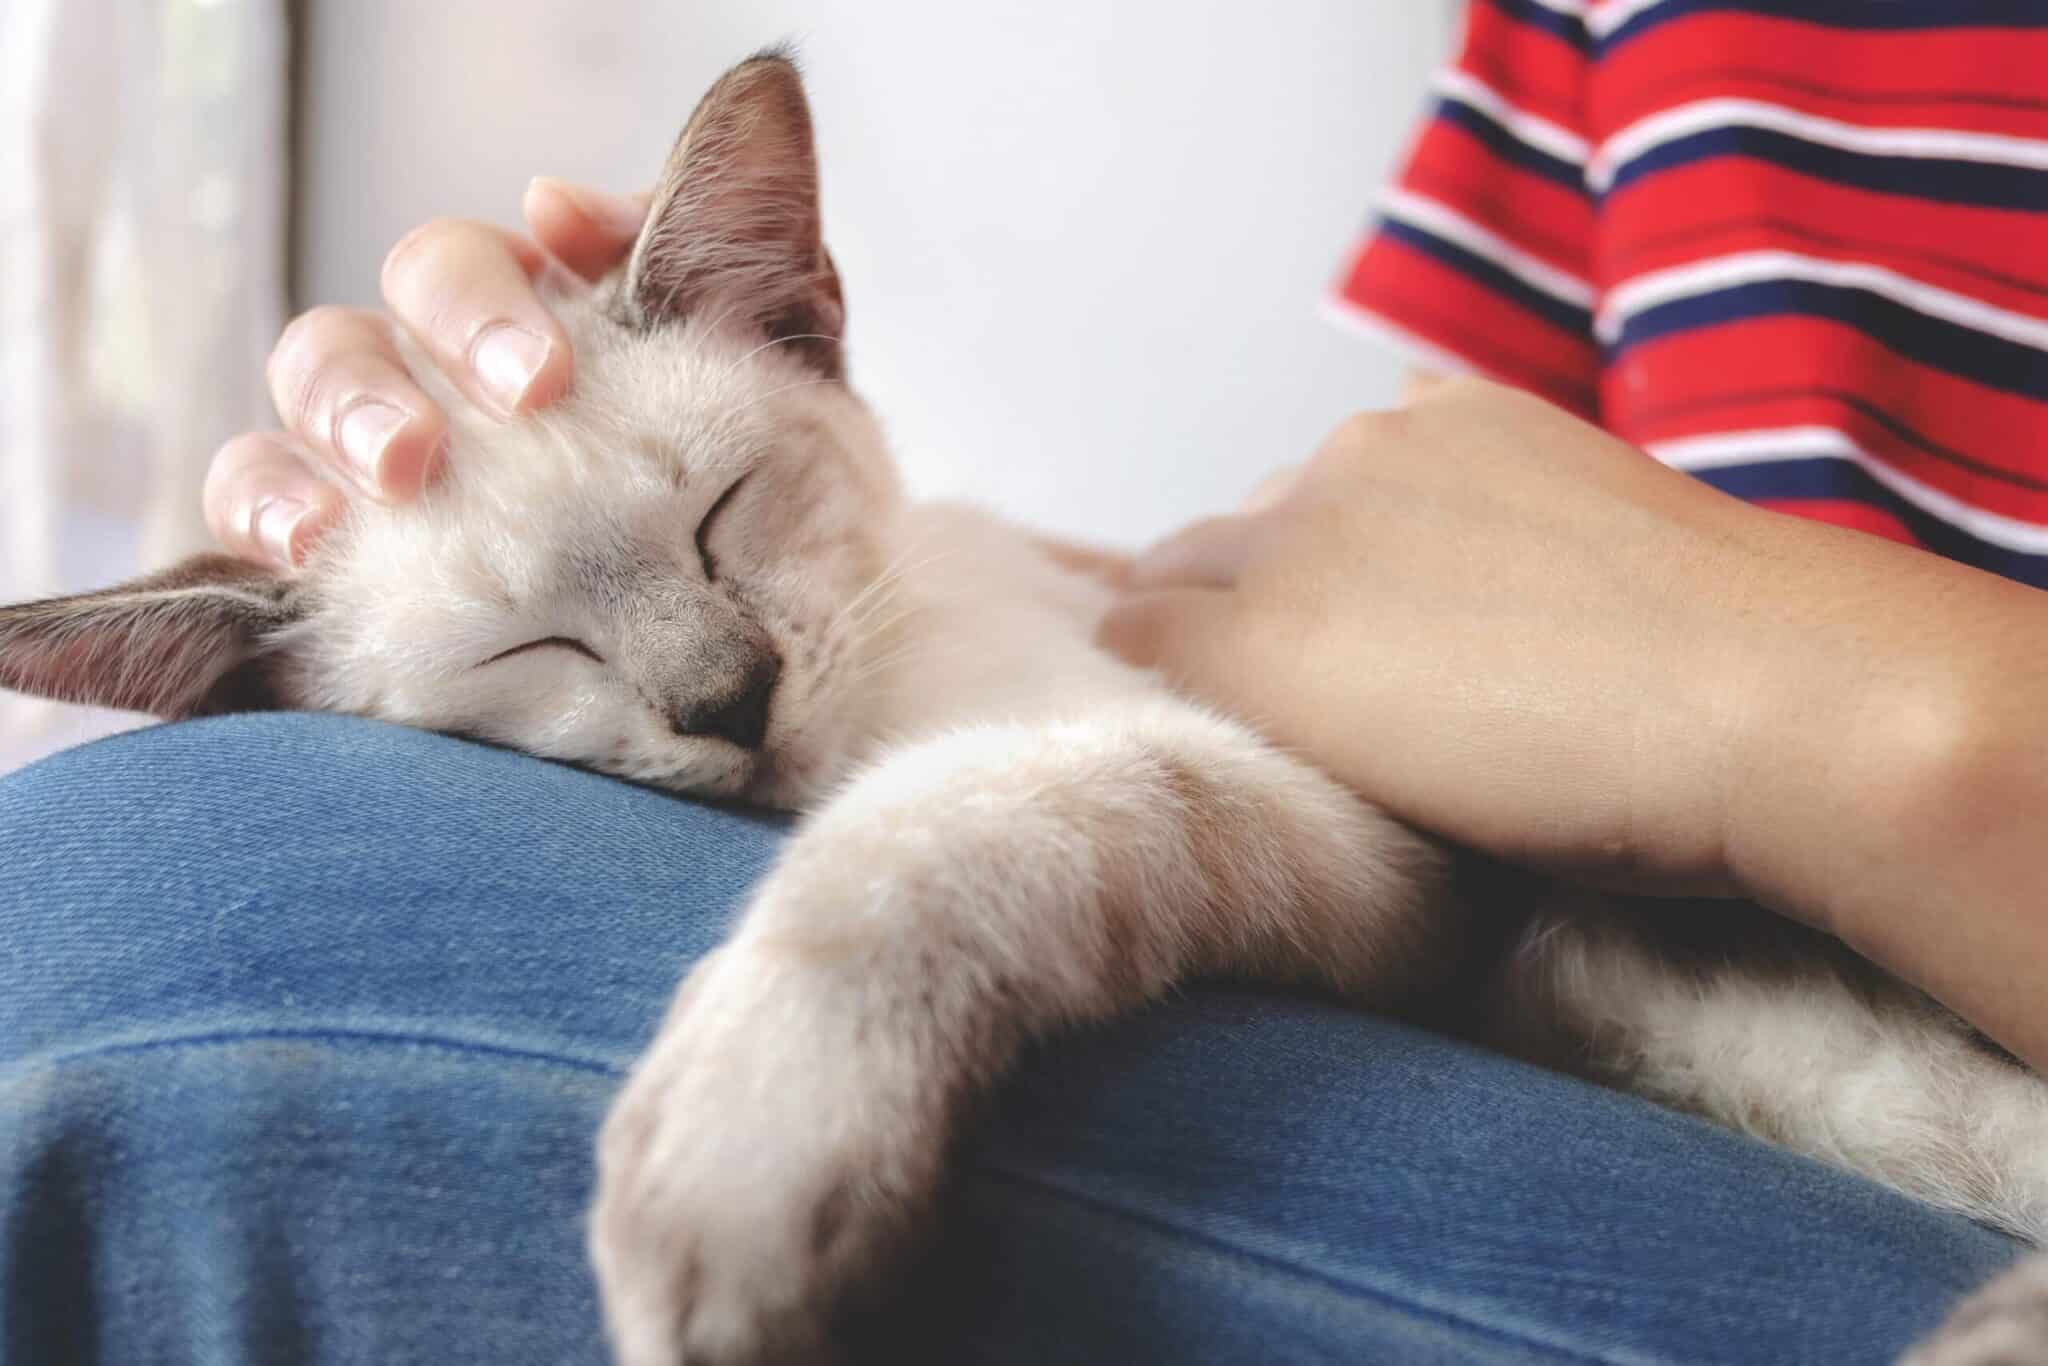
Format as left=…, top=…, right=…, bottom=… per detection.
left=0, top=714, right=2022, bottom=1365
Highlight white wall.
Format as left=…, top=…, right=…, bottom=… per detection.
left=301, top=2, right=1452, bottom=547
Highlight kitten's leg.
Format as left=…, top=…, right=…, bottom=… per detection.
left=589, top=698, right=1459, bottom=1366
left=1904, top=1253, right=2048, bottom=1366
left=1488, top=901, right=2048, bottom=1243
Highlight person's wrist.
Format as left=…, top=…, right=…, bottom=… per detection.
left=1599, top=496, right=1790, bottom=900
left=1717, top=526, right=2034, bottom=941
left=1846, top=622, right=2039, bottom=916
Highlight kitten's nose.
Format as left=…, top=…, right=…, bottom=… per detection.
left=673, top=653, right=780, bottom=750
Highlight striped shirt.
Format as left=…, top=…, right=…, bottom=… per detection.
left=1331, top=0, right=2048, bottom=587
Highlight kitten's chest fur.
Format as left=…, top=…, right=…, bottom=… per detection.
left=854, top=503, right=1143, bottom=746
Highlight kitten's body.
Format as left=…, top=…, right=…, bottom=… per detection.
left=2, top=52, right=2040, bottom=1366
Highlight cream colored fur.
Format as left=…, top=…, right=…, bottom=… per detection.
left=288, top=251, right=1458, bottom=1366
left=0, top=51, right=2042, bottom=1366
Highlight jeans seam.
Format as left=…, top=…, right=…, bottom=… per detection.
left=1, top=1024, right=628, bottom=1083
left=972, top=1163, right=1649, bottom=1366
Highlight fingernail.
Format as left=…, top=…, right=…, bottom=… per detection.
left=473, top=325, right=551, bottom=414
left=254, top=496, right=310, bottom=567
left=369, top=430, right=445, bottom=502
left=531, top=176, right=647, bottom=235
left=337, top=401, right=411, bottom=493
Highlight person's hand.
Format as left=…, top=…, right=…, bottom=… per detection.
left=1101, top=376, right=2048, bottom=1070
left=1099, top=378, right=2016, bottom=903
left=204, top=179, right=649, bottom=566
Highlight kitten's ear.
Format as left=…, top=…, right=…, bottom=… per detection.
left=0, top=554, right=305, bottom=719
left=620, top=48, right=845, bottom=376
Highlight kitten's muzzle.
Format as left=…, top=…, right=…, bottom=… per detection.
left=671, top=651, right=780, bottom=751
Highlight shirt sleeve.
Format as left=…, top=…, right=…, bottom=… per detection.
left=1328, top=0, right=1602, bottom=419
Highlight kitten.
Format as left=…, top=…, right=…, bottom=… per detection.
left=0, top=50, right=2039, bottom=1366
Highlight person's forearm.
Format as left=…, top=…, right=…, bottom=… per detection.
left=1721, top=515, right=2048, bottom=1070
left=1098, top=380, right=2048, bottom=1065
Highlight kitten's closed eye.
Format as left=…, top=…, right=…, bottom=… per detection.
left=696, top=473, right=751, bottom=582
left=477, top=637, right=605, bottom=669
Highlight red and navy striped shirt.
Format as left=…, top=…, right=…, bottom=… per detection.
left=1331, top=0, right=2048, bottom=587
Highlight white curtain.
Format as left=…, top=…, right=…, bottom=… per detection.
left=0, top=0, right=289, bottom=771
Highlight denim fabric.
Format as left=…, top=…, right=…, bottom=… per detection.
left=0, top=713, right=2023, bottom=1365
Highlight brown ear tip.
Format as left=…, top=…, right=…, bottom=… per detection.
left=692, top=43, right=810, bottom=133
left=744, top=40, right=804, bottom=74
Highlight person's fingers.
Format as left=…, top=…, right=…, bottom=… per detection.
left=1095, top=586, right=1239, bottom=683
left=380, top=217, right=572, bottom=418
left=265, top=306, right=448, bottom=501
left=524, top=177, right=650, bottom=281
left=204, top=432, right=350, bottom=568
left=1127, top=513, right=1267, bottom=592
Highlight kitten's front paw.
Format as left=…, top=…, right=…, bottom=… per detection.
left=589, top=943, right=942, bottom=1366
left=1903, top=1254, right=2048, bottom=1366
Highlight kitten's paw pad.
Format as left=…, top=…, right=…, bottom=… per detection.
left=1903, top=1254, right=2048, bottom=1366
left=588, top=948, right=931, bottom=1366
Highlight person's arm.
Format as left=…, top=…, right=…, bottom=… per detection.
left=1717, top=517, right=2048, bottom=1074
left=1100, top=378, right=2048, bottom=1071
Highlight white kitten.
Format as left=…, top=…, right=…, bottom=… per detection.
left=0, top=50, right=2038, bottom=1366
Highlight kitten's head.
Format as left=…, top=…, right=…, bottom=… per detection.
left=0, top=52, right=907, bottom=808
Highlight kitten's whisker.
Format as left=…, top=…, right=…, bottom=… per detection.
left=835, top=635, right=978, bottom=691
left=837, top=582, right=921, bottom=640
left=836, top=631, right=924, bottom=683
left=829, top=560, right=906, bottom=631
left=823, top=544, right=953, bottom=643
left=831, top=583, right=931, bottom=658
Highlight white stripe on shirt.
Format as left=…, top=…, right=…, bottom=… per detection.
left=1435, top=67, right=1591, bottom=168
left=1597, top=250, right=2048, bottom=351
left=1649, top=425, right=2048, bottom=553
left=1588, top=97, right=2048, bottom=193
left=1382, top=187, right=1597, bottom=311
